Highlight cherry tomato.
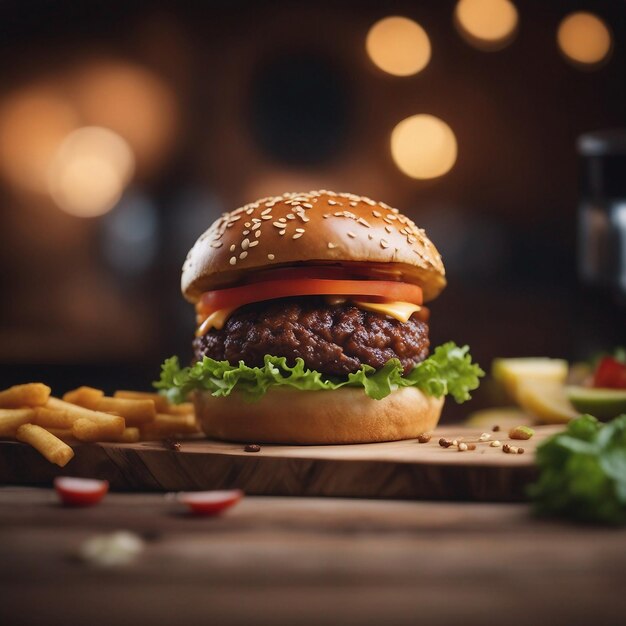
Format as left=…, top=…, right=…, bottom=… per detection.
left=54, top=477, right=109, bottom=506
left=177, top=490, right=243, bottom=516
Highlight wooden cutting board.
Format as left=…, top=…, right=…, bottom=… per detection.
left=0, top=425, right=562, bottom=501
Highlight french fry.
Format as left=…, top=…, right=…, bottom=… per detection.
left=114, top=390, right=170, bottom=413
left=62, top=386, right=104, bottom=410
left=165, top=402, right=194, bottom=416
left=140, top=413, right=200, bottom=440
left=72, top=417, right=125, bottom=442
left=0, top=383, right=51, bottom=408
left=46, top=428, right=77, bottom=442
left=16, top=423, right=74, bottom=467
left=34, top=407, right=75, bottom=429
left=47, top=398, right=125, bottom=436
left=0, top=408, right=36, bottom=437
left=116, top=427, right=140, bottom=443
left=96, top=398, right=156, bottom=426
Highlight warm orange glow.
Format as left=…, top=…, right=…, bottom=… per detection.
left=557, top=12, right=612, bottom=67
left=0, top=85, right=77, bottom=193
left=72, top=60, right=178, bottom=175
left=390, top=115, right=457, bottom=180
left=454, top=0, right=518, bottom=51
left=366, top=16, right=431, bottom=76
left=47, top=127, right=135, bottom=217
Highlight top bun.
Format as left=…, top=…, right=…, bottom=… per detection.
left=182, top=190, right=446, bottom=302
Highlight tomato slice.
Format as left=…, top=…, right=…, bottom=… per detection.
left=54, top=477, right=109, bottom=506
left=177, top=490, right=243, bottom=516
left=593, top=357, right=626, bottom=389
left=198, top=278, right=423, bottom=315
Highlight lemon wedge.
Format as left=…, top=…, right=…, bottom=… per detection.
left=515, top=379, right=579, bottom=424
left=492, top=358, right=569, bottom=401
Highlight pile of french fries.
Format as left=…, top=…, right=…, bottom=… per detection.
left=0, top=383, right=199, bottom=467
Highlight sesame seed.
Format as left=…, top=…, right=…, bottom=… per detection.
left=211, top=241, right=223, bottom=248
left=249, top=240, right=259, bottom=247
left=327, top=242, right=337, bottom=249
left=295, top=228, right=305, bottom=233
left=229, top=257, right=237, bottom=265
left=368, top=234, right=373, bottom=240
left=303, top=203, right=313, bottom=208
left=229, top=215, right=242, bottom=222
left=241, top=239, right=250, bottom=250
left=229, top=244, right=236, bottom=252
left=380, top=239, right=389, bottom=249
left=244, top=222, right=251, bottom=228
left=301, top=216, right=310, bottom=222
left=239, top=251, right=248, bottom=259
left=262, top=215, right=272, bottom=220
left=261, top=208, right=272, bottom=215
left=273, top=222, right=284, bottom=228
left=255, top=230, right=261, bottom=238
left=347, top=231, right=356, bottom=238
left=246, top=208, right=254, bottom=215
left=350, top=202, right=358, bottom=207
left=251, top=223, right=261, bottom=231
left=372, top=210, right=382, bottom=218
left=323, top=214, right=330, bottom=219
left=243, top=230, right=250, bottom=236
left=328, top=200, right=338, bottom=206
left=385, top=225, right=392, bottom=233
left=267, top=253, right=275, bottom=260
left=292, top=233, right=303, bottom=239
left=279, top=229, right=286, bottom=235
left=286, top=214, right=295, bottom=220
left=357, top=218, right=371, bottom=228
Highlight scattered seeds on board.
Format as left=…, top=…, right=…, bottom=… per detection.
left=479, top=432, right=491, bottom=442
left=492, top=425, right=500, bottom=432
left=438, top=438, right=453, bottom=448
left=417, top=433, right=431, bottom=443
left=490, top=440, right=502, bottom=448
left=509, top=425, right=535, bottom=440
left=244, top=444, right=261, bottom=453
left=502, top=444, right=524, bottom=454
left=458, top=442, right=468, bottom=451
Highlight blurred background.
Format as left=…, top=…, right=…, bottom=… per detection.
left=0, top=0, right=625, bottom=408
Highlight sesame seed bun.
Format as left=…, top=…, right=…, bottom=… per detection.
left=193, top=386, right=444, bottom=444
left=181, top=190, right=446, bottom=302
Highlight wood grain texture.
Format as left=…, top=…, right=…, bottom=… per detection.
left=0, top=426, right=562, bottom=501
left=1, top=487, right=625, bottom=626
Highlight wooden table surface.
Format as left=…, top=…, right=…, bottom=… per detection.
left=1, top=487, right=625, bottom=626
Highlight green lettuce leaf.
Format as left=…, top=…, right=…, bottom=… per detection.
left=154, top=341, right=484, bottom=404
left=529, top=414, right=626, bottom=525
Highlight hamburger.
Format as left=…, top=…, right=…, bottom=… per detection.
left=156, top=190, right=483, bottom=444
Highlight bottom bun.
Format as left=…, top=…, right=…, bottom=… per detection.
left=194, top=386, right=444, bottom=444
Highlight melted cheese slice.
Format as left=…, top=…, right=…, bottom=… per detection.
left=352, top=300, right=421, bottom=323
left=196, top=300, right=422, bottom=336
left=195, top=307, right=236, bottom=336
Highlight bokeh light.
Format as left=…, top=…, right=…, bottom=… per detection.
left=557, top=12, right=612, bottom=67
left=365, top=16, right=431, bottom=76
left=390, top=114, right=457, bottom=180
left=454, top=0, right=519, bottom=51
left=47, top=126, right=135, bottom=217
left=0, top=85, right=77, bottom=194
left=72, top=60, right=178, bottom=175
